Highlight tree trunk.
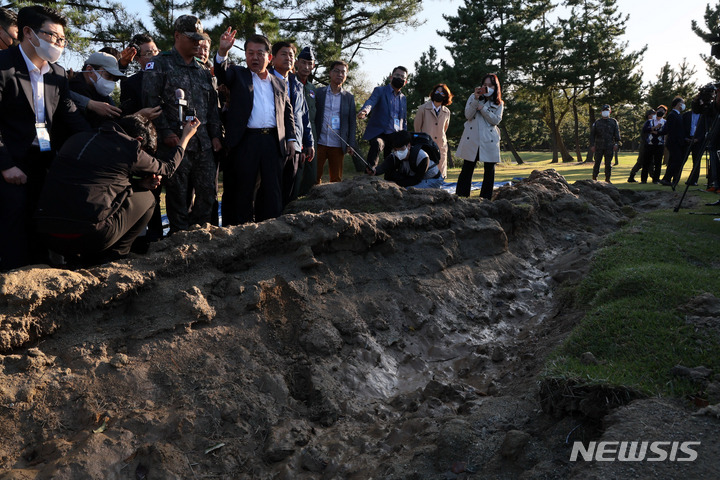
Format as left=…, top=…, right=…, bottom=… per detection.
left=549, top=94, right=559, bottom=163
left=558, top=135, right=574, bottom=162
left=572, top=92, right=583, bottom=163
left=500, top=124, right=523, bottom=164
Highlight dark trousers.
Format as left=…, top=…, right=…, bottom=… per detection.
left=367, top=133, right=394, bottom=168
left=282, top=150, right=299, bottom=206
left=0, top=150, right=53, bottom=271
left=45, top=190, right=155, bottom=261
left=592, top=148, right=614, bottom=178
left=222, top=131, right=283, bottom=226
left=296, top=148, right=317, bottom=196
left=687, top=142, right=703, bottom=184
left=662, top=145, right=686, bottom=184
left=628, top=144, right=645, bottom=179
left=165, top=148, right=217, bottom=233
left=146, top=182, right=164, bottom=240
left=639, top=144, right=664, bottom=183
left=456, top=156, right=496, bottom=199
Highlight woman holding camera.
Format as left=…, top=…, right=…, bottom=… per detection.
left=413, top=83, right=453, bottom=178
left=455, top=74, right=504, bottom=199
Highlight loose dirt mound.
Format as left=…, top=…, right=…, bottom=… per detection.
left=0, top=171, right=716, bottom=479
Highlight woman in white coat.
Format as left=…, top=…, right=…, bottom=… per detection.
left=455, top=73, right=504, bottom=199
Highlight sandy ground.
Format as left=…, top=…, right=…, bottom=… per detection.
left=0, top=170, right=718, bottom=479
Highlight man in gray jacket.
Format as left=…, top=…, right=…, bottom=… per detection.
left=314, top=60, right=356, bottom=183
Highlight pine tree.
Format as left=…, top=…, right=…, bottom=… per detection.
left=438, top=0, right=555, bottom=164
left=558, top=0, right=644, bottom=162
left=691, top=2, right=720, bottom=81
left=282, top=0, right=421, bottom=71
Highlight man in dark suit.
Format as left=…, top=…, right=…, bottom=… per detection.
left=314, top=60, right=357, bottom=183
left=357, top=66, right=408, bottom=168
left=0, top=7, right=18, bottom=50
left=119, top=33, right=159, bottom=115
left=268, top=41, right=314, bottom=205
left=214, top=28, right=297, bottom=225
left=659, top=97, right=687, bottom=187
left=0, top=5, right=90, bottom=271
left=683, top=94, right=711, bottom=186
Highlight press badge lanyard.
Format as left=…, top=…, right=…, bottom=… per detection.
left=33, top=78, right=51, bottom=152
left=328, top=86, right=340, bottom=131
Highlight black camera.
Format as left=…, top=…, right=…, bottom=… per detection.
left=694, top=83, right=719, bottom=115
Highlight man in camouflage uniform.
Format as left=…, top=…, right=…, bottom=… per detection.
left=142, top=15, right=222, bottom=233
left=294, top=46, right=318, bottom=197
left=590, top=104, right=621, bottom=183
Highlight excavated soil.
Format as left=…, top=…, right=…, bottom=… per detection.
left=0, top=170, right=718, bottom=479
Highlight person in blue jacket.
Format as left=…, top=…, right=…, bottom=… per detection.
left=357, top=66, right=408, bottom=167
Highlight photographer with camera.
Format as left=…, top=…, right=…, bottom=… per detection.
left=683, top=87, right=716, bottom=186
left=35, top=115, right=201, bottom=265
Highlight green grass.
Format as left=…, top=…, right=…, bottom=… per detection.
left=338, top=150, right=705, bottom=197
left=544, top=209, right=720, bottom=397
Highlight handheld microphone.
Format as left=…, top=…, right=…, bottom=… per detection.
left=175, top=88, right=187, bottom=128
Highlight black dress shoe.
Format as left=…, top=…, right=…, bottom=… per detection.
left=627, top=178, right=637, bottom=183
left=687, top=182, right=698, bottom=186
left=659, top=179, right=672, bottom=186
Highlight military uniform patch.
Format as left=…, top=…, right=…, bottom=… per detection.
left=145, top=61, right=154, bottom=70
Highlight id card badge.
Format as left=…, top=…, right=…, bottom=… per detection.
left=331, top=115, right=341, bottom=130
left=394, top=118, right=401, bottom=131
left=36, top=123, right=51, bottom=152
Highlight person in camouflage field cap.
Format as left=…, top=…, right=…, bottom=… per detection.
left=590, top=104, right=621, bottom=182
left=141, top=14, right=222, bottom=233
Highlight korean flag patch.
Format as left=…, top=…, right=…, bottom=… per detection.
left=145, top=61, right=155, bottom=70
left=309, top=90, right=315, bottom=99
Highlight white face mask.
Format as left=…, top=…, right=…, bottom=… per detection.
left=483, top=87, right=495, bottom=97
left=679, top=103, right=686, bottom=111
left=31, top=30, right=63, bottom=63
left=395, top=147, right=409, bottom=160
left=91, top=69, right=117, bottom=97
left=601, top=110, right=610, bottom=118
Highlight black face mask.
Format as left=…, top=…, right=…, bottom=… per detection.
left=656, top=111, right=665, bottom=118
left=391, top=77, right=405, bottom=89
left=431, top=93, right=445, bottom=103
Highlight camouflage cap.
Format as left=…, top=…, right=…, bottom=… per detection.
left=297, top=46, right=315, bottom=61
left=174, top=15, right=205, bottom=40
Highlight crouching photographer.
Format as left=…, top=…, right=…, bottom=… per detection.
left=366, top=130, right=443, bottom=189
left=34, top=114, right=200, bottom=265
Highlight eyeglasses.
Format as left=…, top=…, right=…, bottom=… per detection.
left=434, top=90, right=446, bottom=96
left=140, top=49, right=159, bottom=58
left=37, top=29, right=68, bottom=47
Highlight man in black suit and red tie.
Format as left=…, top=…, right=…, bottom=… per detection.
left=0, top=5, right=90, bottom=271
left=214, top=28, right=297, bottom=225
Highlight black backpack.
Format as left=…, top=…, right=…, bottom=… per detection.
left=410, top=132, right=441, bottom=165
